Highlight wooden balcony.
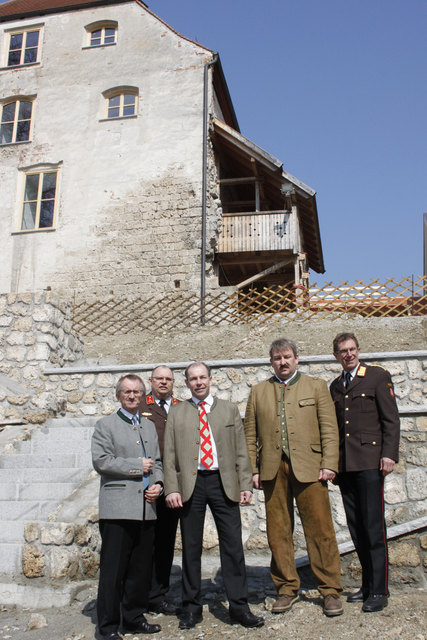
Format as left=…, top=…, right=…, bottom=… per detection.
left=217, top=210, right=294, bottom=253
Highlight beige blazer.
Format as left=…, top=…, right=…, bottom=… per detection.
left=164, top=398, right=253, bottom=503
left=244, top=373, right=339, bottom=483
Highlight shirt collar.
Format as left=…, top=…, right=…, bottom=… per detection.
left=120, top=407, right=139, bottom=421
left=192, top=393, right=213, bottom=406
left=343, top=364, right=360, bottom=380
left=275, top=370, right=298, bottom=385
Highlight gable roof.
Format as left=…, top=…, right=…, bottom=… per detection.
left=0, top=0, right=139, bottom=20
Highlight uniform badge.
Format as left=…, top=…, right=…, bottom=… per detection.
left=141, top=412, right=152, bottom=417
left=146, top=395, right=155, bottom=404
left=171, top=398, right=179, bottom=405
left=357, top=366, right=366, bottom=377
left=389, top=387, right=395, bottom=398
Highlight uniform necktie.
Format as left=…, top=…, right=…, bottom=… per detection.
left=198, top=401, right=213, bottom=469
left=344, top=372, right=352, bottom=388
left=132, top=414, right=149, bottom=489
left=159, top=399, right=166, bottom=410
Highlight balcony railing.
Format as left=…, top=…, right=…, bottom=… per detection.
left=217, top=210, right=294, bottom=253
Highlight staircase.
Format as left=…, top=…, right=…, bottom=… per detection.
left=0, top=417, right=97, bottom=574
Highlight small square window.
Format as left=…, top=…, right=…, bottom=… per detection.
left=89, top=26, right=117, bottom=46
left=107, top=92, right=137, bottom=119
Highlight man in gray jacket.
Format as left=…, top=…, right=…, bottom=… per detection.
left=92, top=374, right=163, bottom=639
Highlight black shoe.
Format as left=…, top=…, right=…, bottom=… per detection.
left=148, top=600, right=177, bottom=615
left=230, top=610, right=264, bottom=628
left=362, top=594, right=388, bottom=612
left=178, top=612, right=203, bottom=630
left=122, top=621, right=161, bottom=634
left=347, top=589, right=367, bottom=603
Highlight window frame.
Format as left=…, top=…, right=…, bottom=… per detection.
left=4, top=25, right=43, bottom=68
left=0, top=97, right=34, bottom=145
left=102, top=86, right=139, bottom=120
left=17, top=167, right=60, bottom=233
left=84, top=20, right=118, bottom=49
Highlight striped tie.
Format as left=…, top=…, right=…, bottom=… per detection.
left=198, top=401, right=213, bottom=469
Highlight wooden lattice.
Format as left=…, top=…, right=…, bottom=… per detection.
left=72, top=276, right=427, bottom=336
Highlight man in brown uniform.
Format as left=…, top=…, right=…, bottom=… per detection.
left=139, top=366, right=180, bottom=615
left=330, top=333, right=400, bottom=613
left=244, top=338, right=343, bottom=617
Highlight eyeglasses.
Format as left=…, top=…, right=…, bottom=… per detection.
left=337, top=347, right=358, bottom=356
left=120, top=390, right=143, bottom=397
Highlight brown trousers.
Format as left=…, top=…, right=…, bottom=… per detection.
left=263, top=458, right=342, bottom=597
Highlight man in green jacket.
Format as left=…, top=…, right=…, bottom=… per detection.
left=244, top=338, right=343, bottom=617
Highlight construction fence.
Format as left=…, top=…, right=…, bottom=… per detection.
left=72, top=276, right=427, bottom=337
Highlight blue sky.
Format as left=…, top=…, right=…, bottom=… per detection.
left=150, top=0, right=426, bottom=286
left=1, top=0, right=425, bottom=286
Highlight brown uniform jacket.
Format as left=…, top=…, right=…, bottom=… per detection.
left=244, top=373, right=339, bottom=483
left=330, top=363, right=400, bottom=472
left=139, top=394, right=180, bottom=457
left=164, top=397, right=253, bottom=503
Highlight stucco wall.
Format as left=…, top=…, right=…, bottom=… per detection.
left=0, top=2, right=220, bottom=300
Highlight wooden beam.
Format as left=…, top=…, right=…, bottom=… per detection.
left=236, top=259, right=292, bottom=289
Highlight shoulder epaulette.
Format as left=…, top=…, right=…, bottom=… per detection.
left=171, top=397, right=179, bottom=405
left=370, top=364, right=387, bottom=370
left=357, top=366, right=366, bottom=377
left=145, top=395, right=155, bottom=404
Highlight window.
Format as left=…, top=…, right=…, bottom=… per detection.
left=20, top=170, right=58, bottom=230
left=7, top=29, right=40, bottom=66
left=1, top=99, right=33, bottom=144
left=85, top=21, right=117, bottom=48
left=90, top=26, right=116, bottom=46
left=107, top=92, right=137, bottom=119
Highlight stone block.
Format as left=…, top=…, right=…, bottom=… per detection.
left=81, top=548, right=99, bottom=577
left=6, top=346, right=27, bottom=362
left=67, top=391, right=84, bottom=404
left=74, top=524, right=91, bottom=546
left=23, top=410, right=50, bottom=424
left=13, top=316, right=32, bottom=331
left=27, top=343, right=51, bottom=361
left=97, top=373, right=115, bottom=388
left=22, top=544, right=45, bottom=577
left=6, top=332, right=25, bottom=346
left=6, top=395, right=31, bottom=406
left=24, top=522, right=39, bottom=543
left=40, top=523, right=74, bottom=545
left=227, top=368, right=244, bottom=384
left=406, top=468, right=427, bottom=500
left=384, top=474, right=407, bottom=504
left=49, top=548, right=79, bottom=578
left=389, top=542, right=420, bottom=567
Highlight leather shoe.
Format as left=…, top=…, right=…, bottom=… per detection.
left=272, top=593, right=299, bottom=613
left=362, top=594, right=388, bottom=612
left=323, top=594, right=343, bottom=617
left=178, top=612, right=203, bottom=630
left=347, top=589, right=367, bottom=603
left=122, top=621, right=161, bottom=634
left=148, top=600, right=177, bottom=615
left=230, top=610, right=264, bottom=628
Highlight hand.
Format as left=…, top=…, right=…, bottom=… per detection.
left=252, top=473, right=261, bottom=489
left=318, top=468, right=336, bottom=482
left=240, top=490, right=253, bottom=505
left=142, top=457, right=154, bottom=474
left=145, top=483, right=162, bottom=503
left=165, top=492, right=183, bottom=509
left=380, top=457, right=395, bottom=476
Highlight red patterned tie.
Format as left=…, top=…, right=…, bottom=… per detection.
left=198, top=401, right=213, bottom=469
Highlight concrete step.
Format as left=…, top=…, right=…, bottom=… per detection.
left=0, top=543, right=21, bottom=573
left=0, top=500, right=65, bottom=521
left=1, top=520, right=25, bottom=543
left=17, top=439, right=92, bottom=454
left=0, top=453, right=92, bottom=469
left=0, top=468, right=89, bottom=483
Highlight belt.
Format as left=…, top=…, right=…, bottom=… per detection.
left=198, top=469, right=219, bottom=475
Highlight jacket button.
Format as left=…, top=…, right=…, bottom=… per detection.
left=346, top=433, right=350, bottom=437
left=345, top=395, right=349, bottom=398
left=136, top=441, right=140, bottom=445
left=193, top=471, right=196, bottom=475
left=373, top=441, right=376, bottom=445
left=138, top=489, right=142, bottom=493
left=133, top=426, right=137, bottom=430
left=194, top=456, right=198, bottom=460
left=345, top=420, right=349, bottom=424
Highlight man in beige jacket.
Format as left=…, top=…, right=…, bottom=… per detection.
left=244, top=338, right=343, bottom=617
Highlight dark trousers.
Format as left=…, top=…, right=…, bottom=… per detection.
left=338, top=470, right=389, bottom=596
left=179, top=471, right=249, bottom=615
left=149, top=494, right=179, bottom=605
left=97, top=519, right=155, bottom=635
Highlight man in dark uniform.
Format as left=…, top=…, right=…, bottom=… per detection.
left=139, top=365, right=180, bottom=615
left=330, top=333, right=400, bottom=613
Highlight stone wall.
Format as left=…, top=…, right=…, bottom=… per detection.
left=19, top=351, right=427, bottom=587
left=0, top=292, right=82, bottom=425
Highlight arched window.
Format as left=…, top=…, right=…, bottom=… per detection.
left=103, top=87, right=138, bottom=119
left=85, top=21, right=118, bottom=47
left=1, top=99, right=33, bottom=144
